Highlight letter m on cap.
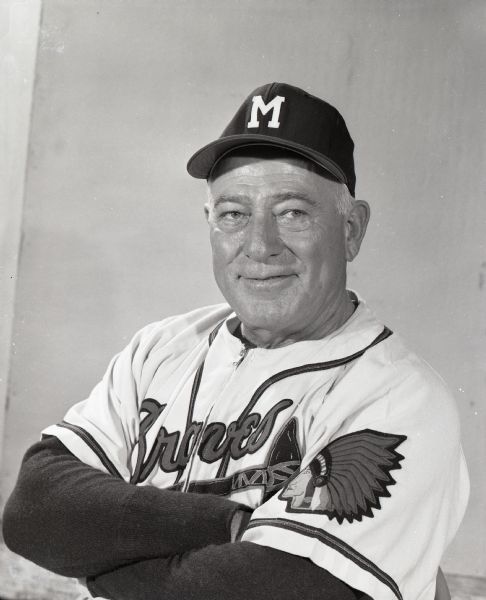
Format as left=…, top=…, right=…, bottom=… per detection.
left=247, top=95, right=285, bottom=129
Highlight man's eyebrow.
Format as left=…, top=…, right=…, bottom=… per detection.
left=271, top=191, right=317, bottom=205
left=212, top=191, right=317, bottom=207
left=212, top=194, right=248, bottom=208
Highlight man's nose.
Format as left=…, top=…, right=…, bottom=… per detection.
left=243, top=212, right=284, bottom=261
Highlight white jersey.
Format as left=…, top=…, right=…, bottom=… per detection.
left=43, top=296, right=469, bottom=600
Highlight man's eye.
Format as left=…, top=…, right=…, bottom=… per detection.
left=277, top=209, right=311, bottom=230
left=216, top=211, right=249, bottom=229
left=220, top=210, right=246, bottom=221
left=222, top=211, right=244, bottom=219
left=281, top=209, right=306, bottom=218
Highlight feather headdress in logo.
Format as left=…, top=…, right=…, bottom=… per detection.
left=279, top=429, right=407, bottom=523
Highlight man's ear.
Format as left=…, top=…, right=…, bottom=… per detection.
left=344, top=200, right=370, bottom=262
left=204, top=203, right=210, bottom=222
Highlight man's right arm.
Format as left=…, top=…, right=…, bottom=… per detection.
left=2, top=436, right=249, bottom=577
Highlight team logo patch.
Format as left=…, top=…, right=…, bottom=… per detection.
left=279, top=429, right=407, bottom=523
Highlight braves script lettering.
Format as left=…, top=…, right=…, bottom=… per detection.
left=132, top=398, right=293, bottom=483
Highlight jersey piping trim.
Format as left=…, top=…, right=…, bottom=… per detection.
left=185, top=363, right=204, bottom=431
left=185, top=318, right=226, bottom=434
left=246, top=517, right=402, bottom=600
left=186, top=318, right=225, bottom=430
left=176, top=319, right=226, bottom=487
left=57, top=421, right=123, bottom=479
left=209, top=319, right=225, bottom=346
left=173, top=362, right=205, bottom=486
left=217, top=326, right=393, bottom=476
left=240, top=326, right=392, bottom=421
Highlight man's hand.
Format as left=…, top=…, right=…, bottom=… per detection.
left=230, top=509, right=253, bottom=541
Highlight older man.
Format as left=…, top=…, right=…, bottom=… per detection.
left=3, top=83, right=469, bottom=600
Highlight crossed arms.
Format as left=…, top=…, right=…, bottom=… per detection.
left=2, top=436, right=360, bottom=600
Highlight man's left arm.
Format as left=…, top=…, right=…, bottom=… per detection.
left=87, top=542, right=360, bottom=600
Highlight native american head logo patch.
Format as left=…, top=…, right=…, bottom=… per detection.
left=279, top=429, right=407, bottom=523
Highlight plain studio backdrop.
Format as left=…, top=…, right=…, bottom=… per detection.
left=1, top=1, right=485, bottom=598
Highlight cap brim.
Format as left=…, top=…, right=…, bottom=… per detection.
left=186, top=134, right=348, bottom=185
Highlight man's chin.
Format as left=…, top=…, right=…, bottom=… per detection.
left=236, top=310, right=292, bottom=337
left=219, top=285, right=302, bottom=338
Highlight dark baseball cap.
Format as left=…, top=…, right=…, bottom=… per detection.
left=187, top=82, right=356, bottom=197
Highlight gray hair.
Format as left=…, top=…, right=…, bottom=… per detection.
left=305, top=161, right=355, bottom=216
left=335, top=182, right=355, bottom=216
left=206, top=150, right=355, bottom=217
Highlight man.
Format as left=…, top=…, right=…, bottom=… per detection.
left=3, top=83, right=469, bottom=600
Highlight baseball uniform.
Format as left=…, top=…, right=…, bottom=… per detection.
left=42, top=294, right=469, bottom=600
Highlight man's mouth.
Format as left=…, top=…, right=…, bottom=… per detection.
left=238, top=274, right=296, bottom=288
left=245, top=275, right=288, bottom=280
left=238, top=273, right=295, bottom=280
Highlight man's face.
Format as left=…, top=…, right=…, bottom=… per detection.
left=206, top=152, right=358, bottom=341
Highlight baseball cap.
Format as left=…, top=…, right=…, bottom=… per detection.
left=187, top=82, right=356, bottom=197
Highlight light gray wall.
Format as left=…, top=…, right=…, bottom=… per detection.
left=0, top=0, right=41, bottom=463
left=1, top=0, right=485, bottom=585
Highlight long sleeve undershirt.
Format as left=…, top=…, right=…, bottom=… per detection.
left=2, top=437, right=363, bottom=600
left=87, top=543, right=358, bottom=600
left=2, top=436, right=245, bottom=576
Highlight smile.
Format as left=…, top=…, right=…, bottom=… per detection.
left=239, top=274, right=296, bottom=289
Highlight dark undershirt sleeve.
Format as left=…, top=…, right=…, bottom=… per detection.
left=2, top=436, right=248, bottom=577
left=87, top=542, right=362, bottom=600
